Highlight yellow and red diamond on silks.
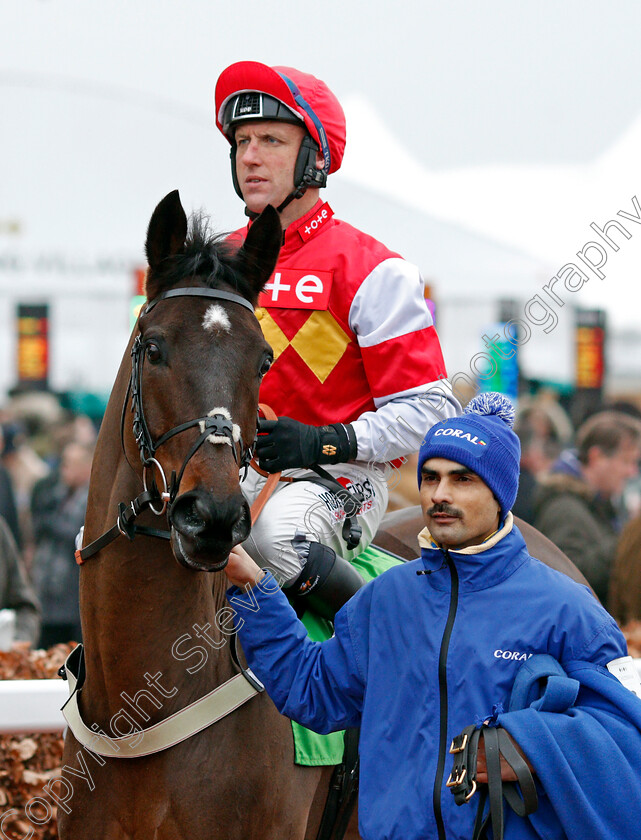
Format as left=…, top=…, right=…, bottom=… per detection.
left=255, top=308, right=351, bottom=384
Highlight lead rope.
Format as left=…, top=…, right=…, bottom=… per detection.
left=447, top=721, right=538, bottom=839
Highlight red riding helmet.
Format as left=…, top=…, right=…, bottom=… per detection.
left=214, top=61, right=346, bottom=207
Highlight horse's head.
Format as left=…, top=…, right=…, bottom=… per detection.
left=131, top=190, right=281, bottom=572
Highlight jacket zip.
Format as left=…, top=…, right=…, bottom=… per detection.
left=432, top=551, right=459, bottom=840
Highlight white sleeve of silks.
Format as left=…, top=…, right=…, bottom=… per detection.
left=350, top=388, right=461, bottom=464
left=347, top=257, right=461, bottom=463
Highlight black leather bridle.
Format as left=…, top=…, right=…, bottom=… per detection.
left=76, top=287, right=258, bottom=565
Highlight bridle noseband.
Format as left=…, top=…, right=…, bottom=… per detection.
left=76, top=286, right=258, bottom=564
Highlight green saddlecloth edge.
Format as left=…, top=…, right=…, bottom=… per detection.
left=292, top=544, right=404, bottom=766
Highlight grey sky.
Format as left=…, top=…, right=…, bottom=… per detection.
left=4, top=0, right=641, bottom=169
left=2, top=0, right=641, bottom=394
left=3, top=0, right=641, bottom=330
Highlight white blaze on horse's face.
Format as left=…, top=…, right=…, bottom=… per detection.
left=198, top=408, right=241, bottom=448
left=202, top=304, right=232, bottom=334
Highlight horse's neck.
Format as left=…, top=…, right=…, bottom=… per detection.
left=81, top=554, right=233, bottom=722
left=79, top=355, right=235, bottom=723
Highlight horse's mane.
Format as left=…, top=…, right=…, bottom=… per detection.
left=155, top=212, right=256, bottom=300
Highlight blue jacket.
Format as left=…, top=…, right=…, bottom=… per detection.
left=229, top=516, right=634, bottom=840
left=500, top=653, right=641, bottom=839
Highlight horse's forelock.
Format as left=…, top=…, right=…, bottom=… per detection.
left=149, top=212, right=254, bottom=302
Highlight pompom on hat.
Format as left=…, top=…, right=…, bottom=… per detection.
left=417, top=393, right=521, bottom=517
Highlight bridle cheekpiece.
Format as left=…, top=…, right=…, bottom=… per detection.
left=76, top=286, right=258, bottom=565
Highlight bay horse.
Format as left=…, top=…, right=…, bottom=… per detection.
left=58, top=191, right=357, bottom=840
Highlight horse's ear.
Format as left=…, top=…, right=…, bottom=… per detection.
left=233, top=205, right=282, bottom=302
left=145, top=191, right=188, bottom=291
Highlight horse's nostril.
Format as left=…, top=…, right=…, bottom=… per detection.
left=170, top=489, right=248, bottom=545
left=232, top=502, right=251, bottom=543
left=170, top=495, right=206, bottom=536
left=185, top=503, right=203, bottom=529
left=195, top=496, right=215, bottom=527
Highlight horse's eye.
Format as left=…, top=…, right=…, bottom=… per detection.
left=146, top=342, right=162, bottom=363
left=259, top=357, right=273, bottom=377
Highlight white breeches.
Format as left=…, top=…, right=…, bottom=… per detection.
left=240, top=461, right=389, bottom=585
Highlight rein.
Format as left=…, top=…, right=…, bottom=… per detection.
left=69, top=285, right=362, bottom=761
left=76, top=286, right=257, bottom=565
left=248, top=406, right=364, bottom=549
left=248, top=404, right=283, bottom=524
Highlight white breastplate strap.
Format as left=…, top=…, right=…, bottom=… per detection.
left=61, top=647, right=262, bottom=759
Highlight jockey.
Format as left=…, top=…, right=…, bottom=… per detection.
left=214, top=61, right=459, bottom=617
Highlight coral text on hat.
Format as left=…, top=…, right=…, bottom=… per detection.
left=434, top=428, right=487, bottom=446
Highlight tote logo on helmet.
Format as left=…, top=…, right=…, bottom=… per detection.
left=434, top=427, right=487, bottom=446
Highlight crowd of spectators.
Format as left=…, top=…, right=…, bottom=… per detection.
left=513, top=392, right=641, bottom=617
left=0, top=393, right=96, bottom=649
left=4, top=386, right=641, bottom=651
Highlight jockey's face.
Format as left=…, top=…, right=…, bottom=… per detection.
left=234, top=120, right=306, bottom=218
left=420, top=458, right=501, bottom=549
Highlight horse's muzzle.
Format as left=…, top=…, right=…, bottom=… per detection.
left=168, top=488, right=251, bottom=571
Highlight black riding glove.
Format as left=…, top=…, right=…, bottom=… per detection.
left=256, top=417, right=357, bottom=473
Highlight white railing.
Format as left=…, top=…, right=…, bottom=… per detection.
left=0, top=679, right=67, bottom=733
left=1, top=659, right=641, bottom=735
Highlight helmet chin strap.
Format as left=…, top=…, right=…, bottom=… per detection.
left=243, top=189, right=302, bottom=221
left=244, top=184, right=310, bottom=220
left=275, top=187, right=305, bottom=215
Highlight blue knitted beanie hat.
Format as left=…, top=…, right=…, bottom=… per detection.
left=417, top=393, right=521, bottom=516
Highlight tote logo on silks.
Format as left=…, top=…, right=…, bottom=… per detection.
left=298, top=205, right=334, bottom=242
left=434, top=427, right=487, bottom=446
left=258, top=269, right=334, bottom=310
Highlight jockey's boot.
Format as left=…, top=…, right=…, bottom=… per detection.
left=287, top=541, right=365, bottom=621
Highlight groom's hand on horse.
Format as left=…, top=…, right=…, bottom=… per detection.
left=256, top=416, right=357, bottom=473
left=225, top=545, right=266, bottom=589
